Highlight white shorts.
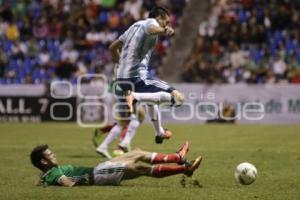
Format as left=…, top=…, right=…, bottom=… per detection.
left=93, top=161, right=126, bottom=186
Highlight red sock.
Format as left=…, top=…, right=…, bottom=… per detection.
left=151, top=153, right=181, bottom=164
left=100, top=123, right=117, bottom=133
left=119, top=126, right=128, bottom=141
left=151, top=165, right=185, bottom=178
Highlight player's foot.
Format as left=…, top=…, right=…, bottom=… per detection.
left=96, top=147, right=112, bottom=159
left=184, top=156, right=203, bottom=177
left=176, top=141, right=189, bottom=164
left=117, top=144, right=131, bottom=153
left=125, top=91, right=136, bottom=113
left=155, top=129, right=173, bottom=144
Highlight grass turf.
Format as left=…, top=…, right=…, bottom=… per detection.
left=0, top=123, right=299, bottom=200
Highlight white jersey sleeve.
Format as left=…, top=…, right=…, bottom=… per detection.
left=118, top=28, right=131, bottom=42
left=144, top=18, right=160, bottom=34
left=117, top=19, right=158, bottom=79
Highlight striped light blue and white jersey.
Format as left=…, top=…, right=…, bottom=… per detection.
left=117, top=18, right=159, bottom=79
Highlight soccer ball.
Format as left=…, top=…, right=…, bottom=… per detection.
left=112, top=149, right=125, bottom=157
left=234, top=162, right=257, bottom=185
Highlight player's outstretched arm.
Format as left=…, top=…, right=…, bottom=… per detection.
left=58, top=175, right=77, bottom=187
left=147, top=25, right=174, bottom=36
left=34, top=178, right=43, bottom=186
left=109, top=39, right=123, bottom=63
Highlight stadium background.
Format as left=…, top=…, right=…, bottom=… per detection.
left=0, top=1, right=300, bottom=200
left=1, top=0, right=299, bottom=124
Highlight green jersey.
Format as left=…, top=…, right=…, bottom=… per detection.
left=41, top=165, right=93, bottom=186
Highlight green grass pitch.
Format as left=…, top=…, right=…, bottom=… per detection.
left=0, top=123, right=299, bottom=200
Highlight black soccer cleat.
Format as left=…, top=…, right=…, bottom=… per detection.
left=155, top=135, right=164, bottom=144
left=155, top=129, right=173, bottom=144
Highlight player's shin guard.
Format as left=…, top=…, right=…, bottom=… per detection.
left=150, top=153, right=181, bottom=164
left=119, top=117, right=140, bottom=149
left=98, top=124, right=122, bottom=149
left=119, top=126, right=128, bottom=141
left=151, top=165, right=186, bottom=178
left=148, top=105, right=164, bottom=136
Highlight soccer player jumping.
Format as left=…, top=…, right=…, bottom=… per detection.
left=109, top=6, right=185, bottom=144
left=30, top=142, right=202, bottom=186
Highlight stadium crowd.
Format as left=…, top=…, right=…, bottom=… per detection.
left=1, top=0, right=300, bottom=85
left=182, top=0, right=300, bottom=84
left=0, top=0, right=185, bottom=84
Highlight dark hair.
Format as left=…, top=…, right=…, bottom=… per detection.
left=149, top=6, right=169, bottom=18
left=30, top=144, right=48, bottom=170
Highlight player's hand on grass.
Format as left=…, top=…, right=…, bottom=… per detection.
left=34, top=178, right=43, bottom=186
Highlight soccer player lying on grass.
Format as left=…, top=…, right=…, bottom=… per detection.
left=30, top=142, right=202, bottom=187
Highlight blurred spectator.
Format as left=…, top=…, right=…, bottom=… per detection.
left=47, top=16, right=62, bottom=39
left=86, top=27, right=102, bottom=43
left=0, top=18, right=7, bottom=38
left=61, top=45, right=79, bottom=64
left=0, top=0, right=185, bottom=84
left=11, top=40, right=27, bottom=59
left=290, top=69, right=300, bottom=83
left=38, top=48, right=50, bottom=66
left=27, top=38, right=39, bottom=58
left=56, top=59, right=77, bottom=79
left=108, top=11, right=120, bottom=28
left=229, top=42, right=246, bottom=69
left=19, top=16, right=32, bottom=40
left=182, top=0, right=300, bottom=84
left=0, top=48, right=8, bottom=77
left=32, top=17, right=48, bottom=39
left=124, top=0, right=143, bottom=20
left=0, top=1, right=14, bottom=22
left=270, top=54, right=287, bottom=82
left=5, top=21, right=19, bottom=40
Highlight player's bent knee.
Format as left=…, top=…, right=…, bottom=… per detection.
left=134, top=164, right=151, bottom=175
left=137, top=107, right=145, bottom=123
left=124, top=164, right=149, bottom=177
left=118, top=119, right=129, bottom=128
